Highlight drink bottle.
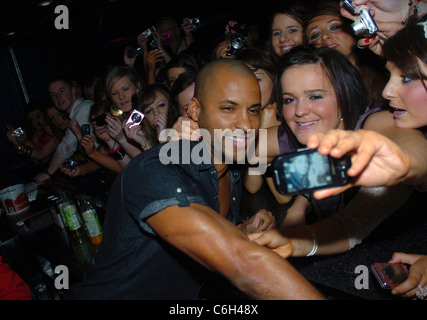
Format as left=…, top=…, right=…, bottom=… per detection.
left=78, top=194, right=103, bottom=247
left=58, top=191, right=86, bottom=244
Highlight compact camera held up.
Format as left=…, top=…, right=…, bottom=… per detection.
left=226, top=34, right=245, bottom=57
left=182, top=18, right=201, bottom=31
left=343, top=0, right=378, bottom=37
left=125, top=110, right=145, bottom=129
left=141, top=26, right=159, bottom=51
left=10, top=127, right=24, bottom=138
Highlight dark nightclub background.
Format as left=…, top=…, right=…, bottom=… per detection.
left=0, top=0, right=315, bottom=187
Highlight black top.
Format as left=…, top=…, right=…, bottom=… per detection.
left=66, top=140, right=242, bottom=299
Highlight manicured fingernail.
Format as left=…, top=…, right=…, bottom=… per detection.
left=364, top=38, right=371, bottom=43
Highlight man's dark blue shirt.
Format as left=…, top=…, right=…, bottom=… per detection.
left=67, top=140, right=242, bottom=299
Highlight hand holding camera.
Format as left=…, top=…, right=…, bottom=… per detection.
left=340, top=0, right=405, bottom=55
left=80, top=134, right=96, bottom=157
left=342, top=0, right=378, bottom=37
left=62, top=159, right=79, bottom=171
left=182, top=17, right=200, bottom=32
left=125, top=110, right=145, bottom=129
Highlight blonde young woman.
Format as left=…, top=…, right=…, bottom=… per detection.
left=104, top=66, right=145, bottom=162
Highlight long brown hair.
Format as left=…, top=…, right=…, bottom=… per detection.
left=383, top=14, right=427, bottom=90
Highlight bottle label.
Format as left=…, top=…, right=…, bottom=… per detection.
left=63, top=204, right=81, bottom=230
left=57, top=203, right=69, bottom=228
left=81, top=209, right=102, bottom=237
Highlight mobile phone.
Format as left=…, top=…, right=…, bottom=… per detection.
left=93, top=113, right=107, bottom=126
left=81, top=124, right=90, bottom=136
left=125, top=110, right=145, bottom=129
left=271, top=148, right=352, bottom=195
left=371, top=263, right=409, bottom=289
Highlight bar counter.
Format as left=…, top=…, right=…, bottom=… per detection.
left=2, top=182, right=426, bottom=300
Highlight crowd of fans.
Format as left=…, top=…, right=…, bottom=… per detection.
left=4, top=0, right=427, bottom=300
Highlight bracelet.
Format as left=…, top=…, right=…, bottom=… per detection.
left=108, top=144, right=122, bottom=154
left=112, top=148, right=127, bottom=161
left=16, top=145, right=33, bottom=157
left=304, top=225, right=318, bottom=257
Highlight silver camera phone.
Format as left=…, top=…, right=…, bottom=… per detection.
left=343, top=0, right=378, bottom=36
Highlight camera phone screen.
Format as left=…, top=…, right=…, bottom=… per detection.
left=283, top=152, right=332, bottom=193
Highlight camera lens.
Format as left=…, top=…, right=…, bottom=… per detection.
left=352, top=19, right=367, bottom=36
left=132, top=113, right=142, bottom=122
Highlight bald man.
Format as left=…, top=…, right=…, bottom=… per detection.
left=67, top=59, right=323, bottom=300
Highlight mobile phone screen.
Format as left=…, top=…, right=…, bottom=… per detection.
left=379, top=264, right=408, bottom=285
left=282, top=152, right=333, bottom=193
left=272, top=149, right=351, bottom=195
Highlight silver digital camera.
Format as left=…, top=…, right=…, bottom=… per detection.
left=182, top=18, right=200, bottom=31
left=226, top=35, right=245, bottom=57
left=343, top=0, right=378, bottom=36
left=11, top=127, right=24, bottom=138
left=125, top=110, right=145, bottom=129
left=141, top=26, right=157, bottom=38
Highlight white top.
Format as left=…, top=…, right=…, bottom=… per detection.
left=56, top=98, right=95, bottom=159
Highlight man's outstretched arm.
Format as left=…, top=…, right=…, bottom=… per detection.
left=147, top=203, right=324, bottom=300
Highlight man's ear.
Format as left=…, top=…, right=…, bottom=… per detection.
left=187, top=97, right=201, bottom=122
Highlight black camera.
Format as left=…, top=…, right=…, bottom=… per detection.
left=147, top=37, right=159, bottom=51
left=141, top=26, right=158, bottom=51
left=94, top=113, right=107, bottom=126
left=271, top=148, right=351, bottom=195
left=62, top=159, right=79, bottom=171
left=125, top=110, right=145, bottom=129
left=81, top=124, right=90, bottom=137
left=226, top=34, right=245, bottom=57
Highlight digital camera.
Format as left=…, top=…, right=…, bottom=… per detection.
left=226, top=34, right=245, bottom=57
left=343, top=0, right=378, bottom=36
left=81, top=124, right=90, bottom=137
left=141, top=26, right=158, bottom=51
left=141, top=26, right=157, bottom=38
left=11, top=127, right=24, bottom=138
left=182, top=18, right=200, bottom=31
left=125, top=110, right=145, bottom=129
